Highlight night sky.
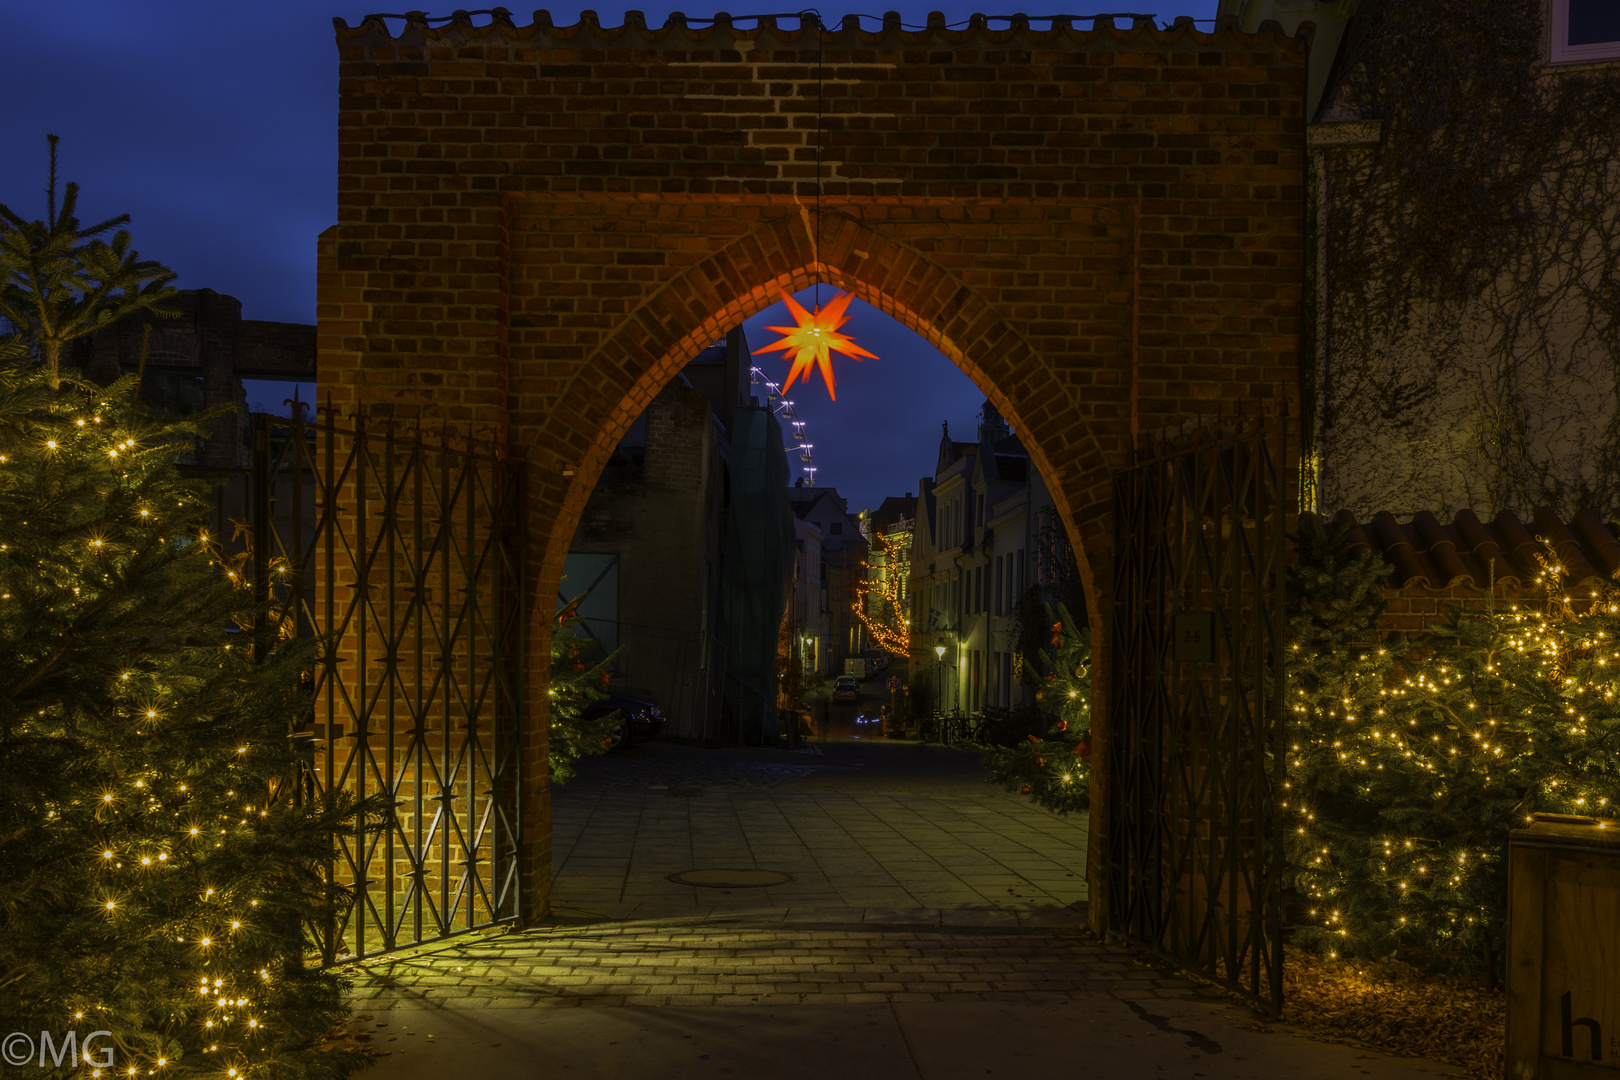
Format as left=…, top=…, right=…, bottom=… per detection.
left=5, top=2, right=1219, bottom=514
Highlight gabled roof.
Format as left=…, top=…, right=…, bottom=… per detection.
left=789, top=484, right=847, bottom=516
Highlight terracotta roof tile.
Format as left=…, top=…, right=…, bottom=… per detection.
left=1330, top=508, right=1620, bottom=590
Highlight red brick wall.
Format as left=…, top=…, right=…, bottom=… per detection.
left=322, top=12, right=1308, bottom=920
left=1380, top=582, right=1545, bottom=636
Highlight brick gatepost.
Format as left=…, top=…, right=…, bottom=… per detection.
left=320, top=10, right=1307, bottom=932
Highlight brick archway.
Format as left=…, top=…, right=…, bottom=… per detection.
left=321, top=12, right=1308, bottom=931
left=532, top=199, right=1118, bottom=618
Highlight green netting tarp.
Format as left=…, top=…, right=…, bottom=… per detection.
left=718, top=405, right=795, bottom=743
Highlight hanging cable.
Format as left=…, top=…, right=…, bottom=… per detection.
left=817, top=12, right=825, bottom=307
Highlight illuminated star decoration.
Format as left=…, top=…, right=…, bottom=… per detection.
left=750, top=290, right=878, bottom=400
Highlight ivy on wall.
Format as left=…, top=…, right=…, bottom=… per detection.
left=1317, top=0, right=1620, bottom=519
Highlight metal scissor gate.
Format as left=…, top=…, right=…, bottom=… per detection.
left=199, top=410, right=524, bottom=964
left=1108, top=416, right=1288, bottom=1011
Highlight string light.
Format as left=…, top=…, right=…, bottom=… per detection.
left=1291, top=536, right=1619, bottom=970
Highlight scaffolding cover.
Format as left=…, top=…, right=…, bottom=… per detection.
left=718, top=405, right=795, bottom=742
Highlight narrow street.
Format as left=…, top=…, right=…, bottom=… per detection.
left=348, top=740, right=1461, bottom=1079
left=548, top=736, right=1088, bottom=923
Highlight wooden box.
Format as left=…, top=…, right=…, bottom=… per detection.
left=1508, top=813, right=1620, bottom=1078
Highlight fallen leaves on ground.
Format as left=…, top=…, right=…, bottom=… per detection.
left=310, top=1012, right=388, bottom=1058
left=1283, top=947, right=1504, bottom=1079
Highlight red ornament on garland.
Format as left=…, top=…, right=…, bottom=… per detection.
left=1076, top=741, right=1092, bottom=759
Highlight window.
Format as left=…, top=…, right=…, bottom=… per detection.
left=1550, top=0, right=1620, bottom=63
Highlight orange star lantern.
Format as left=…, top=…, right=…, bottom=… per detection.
left=751, top=290, right=878, bottom=400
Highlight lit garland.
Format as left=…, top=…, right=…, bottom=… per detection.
left=853, top=529, right=911, bottom=656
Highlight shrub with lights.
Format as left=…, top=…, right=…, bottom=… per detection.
left=979, top=601, right=1093, bottom=814
left=0, top=144, right=367, bottom=1077
left=1286, top=516, right=1620, bottom=980
left=545, top=596, right=620, bottom=785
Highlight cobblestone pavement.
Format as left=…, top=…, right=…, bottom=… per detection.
left=346, top=920, right=1191, bottom=1011
left=565, top=744, right=821, bottom=790
left=348, top=920, right=1459, bottom=1079
left=551, top=741, right=1088, bottom=923
left=350, top=742, right=1460, bottom=1079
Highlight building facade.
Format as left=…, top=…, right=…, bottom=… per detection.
left=1226, top=0, right=1620, bottom=521
left=565, top=328, right=793, bottom=741
left=787, top=485, right=868, bottom=678
left=909, top=404, right=1057, bottom=716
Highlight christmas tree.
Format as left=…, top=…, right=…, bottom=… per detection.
left=0, top=136, right=176, bottom=387
left=0, top=146, right=367, bottom=1077
left=980, top=601, right=1092, bottom=814
left=545, top=595, right=621, bottom=784
left=1286, top=515, right=1620, bottom=980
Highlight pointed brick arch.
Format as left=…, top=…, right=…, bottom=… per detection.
left=529, top=199, right=1121, bottom=624
left=320, top=12, right=1308, bottom=928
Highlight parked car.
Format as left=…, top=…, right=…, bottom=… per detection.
left=584, top=690, right=665, bottom=751
left=832, top=675, right=859, bottom=703
left=862, top=649, right=888, bottom=673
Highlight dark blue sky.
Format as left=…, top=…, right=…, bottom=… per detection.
left=4, top=2, right=1218, bottom=514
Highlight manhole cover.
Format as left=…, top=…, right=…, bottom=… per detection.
left=667, top=869, right=794, bottom=889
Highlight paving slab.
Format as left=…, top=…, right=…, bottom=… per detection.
left=355, top=741, right=1464, bottom=1079
left=360, top=996, right=1460, bottom=1080
left=552, top=739, right=1088, bottom=926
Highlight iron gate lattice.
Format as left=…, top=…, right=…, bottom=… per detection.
left=1108, top=416, right=1287, bottom=1011
left=198, top=410, right=524, bottom=965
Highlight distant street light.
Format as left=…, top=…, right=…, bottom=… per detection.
left=934, top=645, right=946, bottom=660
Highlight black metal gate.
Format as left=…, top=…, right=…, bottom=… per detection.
left=1108, top=416, right=1288, bottom=1010
left=198, top=409, right=524, bottom=964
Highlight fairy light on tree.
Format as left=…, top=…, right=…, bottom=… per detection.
left=546, top=593, right=622, bottom=783
left=1286, top=516, right=1620, bottom=981
left=0, top=143, right=368, bottom=1077
left=979, top=602, right=1092, bottom=815
left=853, top=529, right=911, bottom=657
